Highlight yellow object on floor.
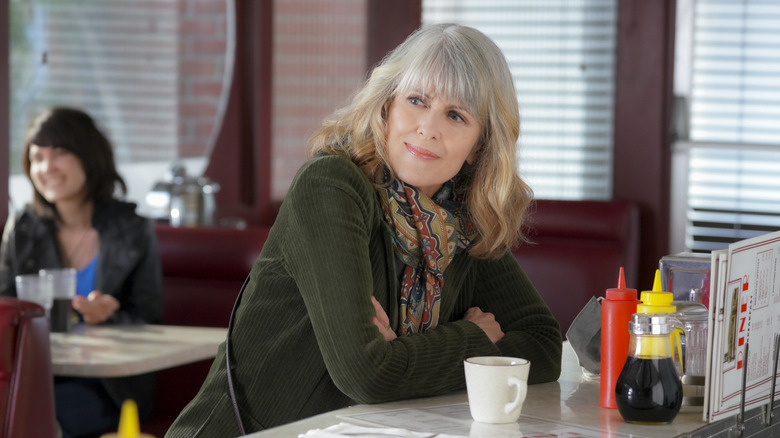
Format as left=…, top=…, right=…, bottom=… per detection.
left=100, top=399, right=155, bottom=438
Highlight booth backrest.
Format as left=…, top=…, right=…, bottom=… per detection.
left=155, top=200, right=640, bottom=337
left=145, top=225, right=268, bottom=436
left=0, top=298, right=57, bottom=438
left=511, top=200, right=640, bottom=337
left=154, top=224, right=269, bottom=327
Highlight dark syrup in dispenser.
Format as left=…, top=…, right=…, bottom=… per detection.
left=615, top=312, right=683, bottom=425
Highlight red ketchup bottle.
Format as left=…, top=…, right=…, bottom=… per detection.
left=600, top=267, right=639, bottom=409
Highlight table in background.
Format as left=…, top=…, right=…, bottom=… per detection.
left=50, top=324, right=226, bottom=377
left=248, top=342, right=771, bottom=437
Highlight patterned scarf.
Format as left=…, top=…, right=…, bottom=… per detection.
left=378, top=177, right=476, bottom=335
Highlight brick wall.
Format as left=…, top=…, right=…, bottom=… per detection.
left=271, top=0, right=368, bottom=199
left=177, top=0, right=228, bottom=159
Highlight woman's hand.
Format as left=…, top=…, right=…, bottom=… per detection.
left=371, top=296, right=397, bottom=341
left=464, top=307, right=505, bottom=343
left=72, top=291, right=120, bottom=324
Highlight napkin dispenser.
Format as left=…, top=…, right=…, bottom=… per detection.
left=565, top=296, right=601, bottom=377
left=145, top=163, right=220, bottom=227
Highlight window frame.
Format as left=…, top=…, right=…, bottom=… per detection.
left=612, top=0, right=676, bottom=282
left=670, top=0, right=780, bottom=253
left=1, top=2, right=8, bottom=222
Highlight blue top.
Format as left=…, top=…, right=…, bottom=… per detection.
left=76, top=255, right=98, bottom=297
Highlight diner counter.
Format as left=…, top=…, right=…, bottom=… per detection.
left=50, top=323, right=226, bottom=377
left=248, top=342, right=771, bottom=437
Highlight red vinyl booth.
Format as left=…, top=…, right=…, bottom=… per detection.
left=0, top=298, right=57, bottom=438
left=511, top=199, right=641, bottom=337
left=144, top=225, right=268, bottom=436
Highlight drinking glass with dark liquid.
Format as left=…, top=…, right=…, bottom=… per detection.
left=50, top=297, right=75, bottom=332
left=615, top=313, right=683, bottom=424
left=41, top=268, right=77, bottom=333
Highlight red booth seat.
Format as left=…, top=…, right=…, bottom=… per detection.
left=154, top=225, right=269, bottom=328
left=0, top=298, right=57, bottom=438
left=511, top=199, right=641, bottom=337
left=144, top=225, right=269, bottom=436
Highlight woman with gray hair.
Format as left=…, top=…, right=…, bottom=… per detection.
left=167, top=23, right=561, bottom=437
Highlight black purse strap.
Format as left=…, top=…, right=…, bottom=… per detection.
left=226, top=274, right=251, bottom=436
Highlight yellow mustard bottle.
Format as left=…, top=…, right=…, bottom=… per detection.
left=636, top=269, right=684, bottom=374
left=100, top=399, right=155, bottom=438
left=637, top=269, right=677, bottom=315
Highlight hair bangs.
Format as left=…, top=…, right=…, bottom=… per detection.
left=393, top=41, right=488, bottom=124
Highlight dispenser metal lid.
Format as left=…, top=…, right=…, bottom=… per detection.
left=629, top=314, right=675, bottom=335
left=145, top=162, right=220, bottom=226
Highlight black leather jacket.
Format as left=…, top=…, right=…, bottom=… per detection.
left=0, top=199, right=163, bottom=411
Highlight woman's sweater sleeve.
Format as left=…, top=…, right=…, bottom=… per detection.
left=469, top=253, right=563, bottom=383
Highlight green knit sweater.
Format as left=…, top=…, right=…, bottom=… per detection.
left=166, top=155, right=562, bottom=437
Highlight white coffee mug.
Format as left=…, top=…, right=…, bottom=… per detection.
left=464, top=356, right=530, bottom=423
left=469, top=420, right=521, bottom=437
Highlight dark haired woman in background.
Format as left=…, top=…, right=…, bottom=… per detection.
left=0, top=107, right=163, bottom=438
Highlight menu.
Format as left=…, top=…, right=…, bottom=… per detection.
left=704, top=230, right=780, bottom=422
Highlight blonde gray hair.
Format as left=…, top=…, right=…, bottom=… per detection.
left=307, top=23, right=532, bottom=258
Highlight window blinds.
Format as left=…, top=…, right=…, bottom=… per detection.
left=684, top=0, right=780, bottom=251
left=9, top=1, right=179, bottom=164
left=422, top=0, right=618, bottom=200
left=9, top=0, right=230, bottom=169
left=687, top=146, right=780, bottom=251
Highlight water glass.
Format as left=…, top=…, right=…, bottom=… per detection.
left=15, top=273, right=54, bottom=316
